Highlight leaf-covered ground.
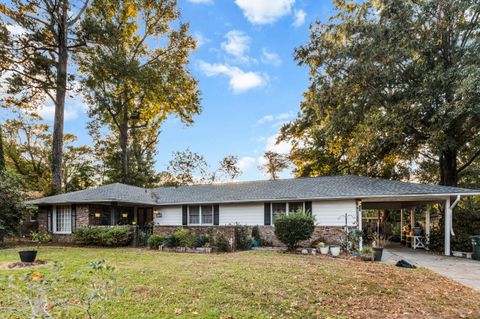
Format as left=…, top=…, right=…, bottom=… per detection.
left=0, top=246, right=479, bottom=318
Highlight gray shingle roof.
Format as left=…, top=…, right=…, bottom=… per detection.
left=27, top=183, right=157, bottom=205
left=151, top=175, right=479, bottom=204
left=27, top=175, right=480, bottom=206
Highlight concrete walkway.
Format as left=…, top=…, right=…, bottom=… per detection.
left=383, top=244, right=480, bottom=291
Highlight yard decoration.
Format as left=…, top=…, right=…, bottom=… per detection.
left=360, top=246, right=374, bottom=261
left=316, top=242, right=329, bottom=255
left=329, top=245, right=341, bottom=257
left=18, top=231, right=51, bottom=263
left=373, top=232, right=386, bottom=261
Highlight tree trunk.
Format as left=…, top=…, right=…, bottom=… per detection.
left=51, top=1, right=69, bottom=195
left=439, top=149, right=457, bottom=186
left=119, top=107, right=129, bottom=184
left=0, top=124, right=5, bottom=171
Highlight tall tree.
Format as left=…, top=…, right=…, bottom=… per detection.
left=281, top=0, right=480, bottom=186
left=259, top=151, right=290, bottom=180
left=78, top=0, right=200, bottom=186
left=167, top=149, right=209, bottom=185
left=217, top=155, right=242, bottom=181
left=0, top=0, right=90, bottom=194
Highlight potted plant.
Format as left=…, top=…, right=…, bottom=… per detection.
left=316, top=242, right=329, bottom=255
left=373, top=233, right=385, bottom=261
left=251, top=225, right=261, bottom=248
left=330, top=245, right=341, bottom=257
left=360, top=246, right=374, bottom=261
left=18, top=231, right=51, bottom=263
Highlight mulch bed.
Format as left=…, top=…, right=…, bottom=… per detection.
left=6, top=260, right=48, bottom=269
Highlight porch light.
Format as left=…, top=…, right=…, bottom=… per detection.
left=95, top=213, right=101, bottom=218
left=132, top=221, right=137, bottom=225
left=122, top=213, right=128, bottom=218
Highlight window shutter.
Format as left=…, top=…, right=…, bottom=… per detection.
left=264, top=203, right=271, bottom=225
left=305, top=201, right=312, bottom=216
left=47, top=206, right=53, bottom=233
left=213, top=204, right=219, bottom=225
left=182, top=205, right=188, bottom=226
left=71, top=205, right=77, bottom=232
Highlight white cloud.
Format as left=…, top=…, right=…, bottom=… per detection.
left=198, top=61, right=267, bottom=93
left=292, top=9, right=306, bottom=27
left=221, top=30, right=252, bottom=64
left=193, top=31, right=210, bottom=47
left=37, top=94, right=87, bottom=122
left=237, top=156, right=256, bottom=171
left=187, top=0, right=213, bottom=4
left=256, top=112, right=293, bottom=125
left=235, top=0, right=295, bottom=25
left=261, top=48, right=282, bottom=66
left=265, top=133, right=293, bottom=154
left=6, top=23, right=27, bottom=35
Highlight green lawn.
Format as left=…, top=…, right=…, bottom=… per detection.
left=1, top=246, right=479, bottom=319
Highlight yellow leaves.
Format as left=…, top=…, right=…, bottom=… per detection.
left=31, top=271, right=42, bottom=281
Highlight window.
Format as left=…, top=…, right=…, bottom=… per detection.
left=272, top=203, right=287, bottom=224
left=201, top=205, right=213, bottom=224
left=188, top=205, right=214, bottom=225
left=189, top=206, right=200, bottom=224
left=53, top=205, right=72, bottom=234
left=288, top=202, right=304, bottom=213
left=271, top=202, right=307, bottom=224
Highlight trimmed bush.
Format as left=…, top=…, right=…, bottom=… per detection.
left=163, top=234, right=177, bottom=248
left=173, top=228, right=194, bottom=247
left=147, top=234, right=166, bottom=249
left=274, top=212, right=315, bottom=251
left=215, top=233, right=230, bottom=252
left=252, top=225, right=261, bottom=242
left=234, top=225, right=249, bottom=250
left=73, top=226, right=132, bottom=247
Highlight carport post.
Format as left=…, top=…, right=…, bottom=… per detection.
left=425, top=205, right=431, bottom=245
left=400, top=209, right=404, bottom=242
left=356, top=200, right=363, bottom=250
left=445, top=198, right=451, bottom=256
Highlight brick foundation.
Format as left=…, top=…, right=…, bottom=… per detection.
left=154, top=225, right=346, bottom=249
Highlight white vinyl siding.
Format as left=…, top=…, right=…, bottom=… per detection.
left=312, top=200, right=356, bottom=226
left=219, top=203, right=264, bottom=225
left=154, top=206, right=183, bottom=226
left=153, top=200, right=356, bottom=227
left=53, top=205, right=72, bottom=234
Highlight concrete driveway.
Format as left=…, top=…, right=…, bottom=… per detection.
left=383, top=244, right=480, bottom=291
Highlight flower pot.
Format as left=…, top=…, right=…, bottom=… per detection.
left=330, top=246, right=340, bottom=257
left=245, top=243, right=252, bottom=250
left=319, top=247, right=329, bottom=255
left=253, top=239, right=260, bottom=248
left=19, top=250, right=37, bottom=263
left=373, top=247, right=383, bottom=261
left=311, top=248, right=317, bottom=256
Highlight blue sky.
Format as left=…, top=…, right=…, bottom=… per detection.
left=4, top=0, right=335, bottom=181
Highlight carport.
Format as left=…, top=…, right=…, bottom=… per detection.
left=357, top=193, right=479, bottom=256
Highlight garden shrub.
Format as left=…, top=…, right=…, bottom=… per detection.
left=163, top=234, right=177, bottom=248
left=147, top=234, right=166, bottom=249
left=234, top=225, right=249, bottom=250
left=193, top=234, right=209, bottom=248
left=173, top=228, right=194, bottom=247
left=274, top=212, right=315, bottom=251
left=73, top=226, right=132, bottom=246
left=252, top=225, right=261, bottom=242
left=215, top=233, right=230, bottom=252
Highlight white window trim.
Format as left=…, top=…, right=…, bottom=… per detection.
left=52, top=205, right=72, bottom=234
left=271, top=202, right=306, bottom=224
left=188, top=205, right=214, bottom=226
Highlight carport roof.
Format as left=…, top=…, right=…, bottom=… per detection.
left=26, top=175, right=480, bottom=206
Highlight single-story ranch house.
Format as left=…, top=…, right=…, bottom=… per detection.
left=27, top=175, right=480, bottom=255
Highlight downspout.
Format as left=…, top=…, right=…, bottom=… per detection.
left=449, top=195, right=461, bottom=236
